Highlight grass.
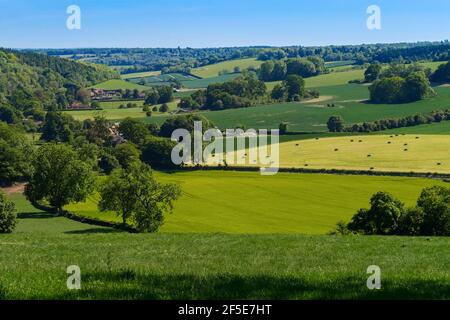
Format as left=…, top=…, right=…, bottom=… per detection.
left=121, top=70, right=161, bottom=79
left=91, top=79, right=151, bottom=91
left=62, top=101, right=178, bottom=121
left=276, top=134, right=450, bottom=173
left=127, top=73, right=198, bottom=87
left=65, top=171, right=448, bottom=234
left=1, top=192, right=449, bottom=299
left=191, top=58, right=263, bottom=78
left=325, top=60, right=357, bottom=68
left=181, top=73, right=240, bottom=89
left=145, top=84, right=450, bottom=132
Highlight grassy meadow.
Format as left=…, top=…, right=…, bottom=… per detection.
left=145, top=84, right=450, bottom=132
left=65, top=171, right=449, bottom=234
left=63, top=100, right=178, bottom=121
left=91, top=79, right=151, bottom=91
left=191, top=58, right=263, bottom=78
left=121, top=70, right=161, bottom=79
left=1, top=191, right=449, bottom=299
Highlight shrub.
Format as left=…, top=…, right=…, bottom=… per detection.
left=159, top=103, right=169, bottom=113
left=327, top=116, right=345, bottom=132
left=416, top=186, right=450, bottom=236
left=347, top=192, right=404, bottom=235
left=397, top=207, right=425, bottom=236
left=0, top=192, right=16, bottom=233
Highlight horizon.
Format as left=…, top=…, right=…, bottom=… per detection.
left=10, top=39, right=450, bottom=51
left=1, top=0, right=450, bottom=48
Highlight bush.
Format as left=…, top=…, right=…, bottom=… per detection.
left=327, top=116, right=344, bottom=132
left=347, top=192, right=404, bottom=235
left=141, top=136, right=178, bottom=168
left=0, top=192, right=16, bottom=233
left=397, top=207, right=425, bottom=236
left=159, top=103, right=169, bottom=113
left=416, top=186, right=450, bottom=236
left=344, top=186, right=450, bottom=236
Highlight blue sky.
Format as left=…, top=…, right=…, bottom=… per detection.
left=0, top=0, right=449, bottom=48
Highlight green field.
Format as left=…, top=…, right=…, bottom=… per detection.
left=1, top=187, right=449, bottom=299
left=191, top=58, right=263, bottom=78
left=63, top=100, right=178, bottom=121
left=121, top=70, right=161, bottom=79
left=145, top=84, right=450, bottom=132
left=127, top=73, right=198, bottom=87
left=91, top=79, right=151, bottom=91
left=325, top=60, right=357, bottom=68
left=65, top=171, right=448, bottom=234
left=182, top=73, right=240, bottom=89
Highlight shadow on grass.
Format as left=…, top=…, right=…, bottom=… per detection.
left=57, top=271, right=450, bottom=300
left=17, top=212, right=56, bottom=219
left=64, top=228, right=123, bottom=235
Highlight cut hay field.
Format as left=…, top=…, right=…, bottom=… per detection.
left=65, top=171, right=448, bottom=234
left=1, top=192, right=449, bottom=299
left=191, top=58, right=263, bottom=78
left=277, top=134, right=450, bottom=173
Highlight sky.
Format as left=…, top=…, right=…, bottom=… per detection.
left=0, top=0, right=449, bottom=48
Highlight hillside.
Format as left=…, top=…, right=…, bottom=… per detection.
left=0, top=49, right=118, bottom=112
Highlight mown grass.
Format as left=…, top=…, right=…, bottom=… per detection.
left=0, top=193, right=448, bottom=299
left=65, top=171, right=448, bottom=234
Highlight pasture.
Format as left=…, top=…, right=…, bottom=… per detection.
left=1, top=186, right=449, bottom=299
left=63, top=100, right=178, bottom=121
left=191, top=58, right=263, bottom=78
left=121, top=70, right=161, bottom=79
left=91, top=79, right=150, bottom=91
left=65, top=171, right=448, bottom=234
left=127, top=73, right=198, bottom=87
left=145, top=84, right=450, bottom=132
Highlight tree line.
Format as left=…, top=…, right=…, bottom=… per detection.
left=364, top=63, right=436, bottom=104
left=258, top=57, right=326, bottom=81
left=1, top=111, right=217, bottom=233
left=327, top=110, right=450, bottom=133
left=332, top=187, right=450, bottom=236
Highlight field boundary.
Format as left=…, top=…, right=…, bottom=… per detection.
left=180, top=166, right=450, bottom=179
left=31, top=201, right=138, bottom=233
